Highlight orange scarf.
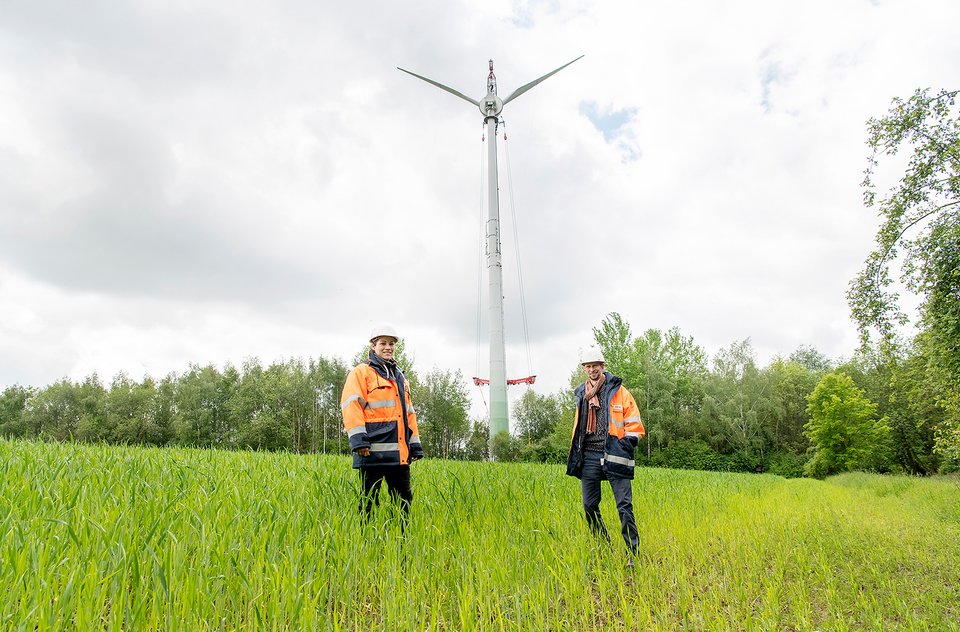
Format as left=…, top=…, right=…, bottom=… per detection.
left=584, top=374, right=605, bottom=433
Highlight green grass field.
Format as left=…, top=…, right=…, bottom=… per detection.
left=1, top=438, right=958, bottom=631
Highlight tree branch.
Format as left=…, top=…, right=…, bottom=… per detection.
left=874, top=199, right=960, bottom=291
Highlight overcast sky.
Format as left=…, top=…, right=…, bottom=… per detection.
left=2, top=0, right=959, bottom=420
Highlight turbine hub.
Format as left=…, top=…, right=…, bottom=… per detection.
left=480, top=93, right=503, bottom=118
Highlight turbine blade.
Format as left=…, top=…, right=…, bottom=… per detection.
left=397, top=67, right=481, bottom=107
left=502, top=55, right=584, bottom=105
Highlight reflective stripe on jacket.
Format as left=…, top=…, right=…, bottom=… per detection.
left=566, top=372, right=645, bottom=480
left=341, top=356, right=423, bottom=468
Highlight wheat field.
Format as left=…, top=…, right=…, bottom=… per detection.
left=1, top=438, right=957, bottom=630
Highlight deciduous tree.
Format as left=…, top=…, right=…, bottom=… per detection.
left=411, top=368, right=470, bottom=460
left=0, top=385, right=33, bottom=438
left=804, top=372, right=892, bottom=477
left=848, top=88, right=960, bottom=465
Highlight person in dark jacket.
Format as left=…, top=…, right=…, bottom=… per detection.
left=566, top=346, right=646, bottom=562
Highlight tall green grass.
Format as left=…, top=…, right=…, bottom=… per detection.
left=1, top=438, right=957, bottom=630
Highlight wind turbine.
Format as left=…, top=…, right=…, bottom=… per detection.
left=398, top=55, right=583, bottom=447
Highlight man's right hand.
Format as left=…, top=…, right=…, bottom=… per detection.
left=356, top=447, right=371, bottom=457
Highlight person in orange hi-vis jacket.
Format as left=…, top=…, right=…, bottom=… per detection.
left=566, top=345, right=645, bottom=566
left=341, top=324, right=423, bottom=521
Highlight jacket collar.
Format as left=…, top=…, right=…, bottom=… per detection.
left=367, top=350, right=403, bottom=382
left=574, top=371, right=621, bottom=398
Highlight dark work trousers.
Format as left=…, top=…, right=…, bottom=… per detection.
left=581, top=450, right=639, bottom=553
left=359, top=465, right=412, bottom=523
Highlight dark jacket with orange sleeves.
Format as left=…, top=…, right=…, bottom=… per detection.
left=566, top=372, right=645, bottom=480
left=341, top=352, right=423, bottom=469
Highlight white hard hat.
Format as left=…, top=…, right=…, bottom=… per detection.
left=369, top=324, right=400, bottom=343
left=580, top=346, right=605, bottom=365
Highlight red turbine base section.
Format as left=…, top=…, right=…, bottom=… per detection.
left=472, top=376, right=537, bottom=386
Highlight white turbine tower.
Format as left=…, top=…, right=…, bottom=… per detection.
left=398, top=56, right=583, bottom=448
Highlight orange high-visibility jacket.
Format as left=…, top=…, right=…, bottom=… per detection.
left=341, top=360, right=422, bottom=468
left=566, top=372, right=645, bottom=479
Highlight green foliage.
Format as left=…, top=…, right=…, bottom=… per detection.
left=765, top=451, right=809, bottom=478
left=21, top=375, right=106, bottom=442
left=1, top=306, right=948, bottom=476
left=917, top=221, right=960, bottom=375
left=592, top=313, right=709, bottom=460
left=884, top=344, right=941, bottom=474
left=703, top=339, right=775, bottom=461
left=634, top=327, right=708, bottom=457
left=804, top=372, right=893, bottom=478
left=460, top=419, right=489, bottom=461
left=0, top=385, right=33, bottom=437
left=920, top=221, right=960, bottom=464
left=512, top=389, right=560, bottom=443
left=2, top=355, right=352, bottom=455
left=172, top=364, right=238, bottom=447
left=647, top=439, right=731, bottom=471
left=411, top=368, right=470, bottom=459
left=848, top=87, right=960, bottom=466
left=591, top=312, right=635, bottom=382
left=227, top=358, right=329, bottom=452
left=512, top=389, right=569, bottom=462
left=489, top=430, right=519, bottom=462
left=589, top=315, right=845, bottom=475
left=788, top=345, right=833, bottom=373
left=765, top=357, right=819, bottom=454
left=837, top=343, right=946, bottom=474
left=308, top=356, right=351, bottom=454
left=849, top=88, right=960, bottom=346
left=22, top=379, right=77, bottom=440
left=105, top=373, right=169, bottom=446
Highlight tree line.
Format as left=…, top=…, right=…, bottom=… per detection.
left=0, top=357, right=351, bottom=454
left=0, top=312, right=954, bottom=477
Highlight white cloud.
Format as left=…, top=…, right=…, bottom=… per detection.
left=1, top=0, right=958, bottom=423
